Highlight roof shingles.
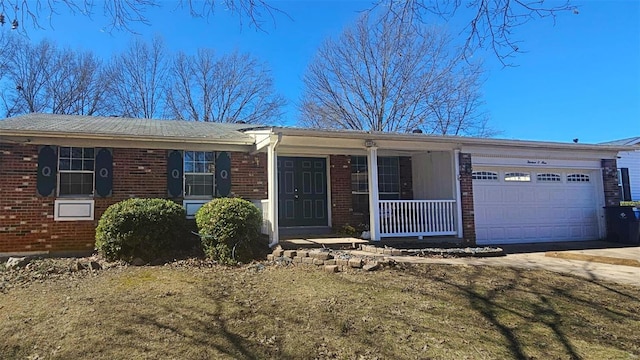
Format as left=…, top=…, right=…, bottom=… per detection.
left=0, top=113, right=257, bottom=143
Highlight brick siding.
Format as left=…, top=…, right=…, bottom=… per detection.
left=231, top=152, right=267, bottom=200
left=601, top=159, right=620, bottom=207
left=601, top=158, right=621, bottom=241
left=329, top=155, right=354, bottom=229
left=459, top=153, right=476, bottom=245
left=329, top=155, right=414, bottom=231
left=0, top=144, right=266, bottom=254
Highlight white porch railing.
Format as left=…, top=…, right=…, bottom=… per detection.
left=379, top=200, right=457, bottom=238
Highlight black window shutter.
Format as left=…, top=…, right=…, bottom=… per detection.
left=621, top=168, right=632, bottom=201
left=37, top=145, right=57, bottom=197
left=95, top=148, right=113, bottom=197
left=167, top=150, right=183, bottom=198
left=216, top=151, right=232, bottom=197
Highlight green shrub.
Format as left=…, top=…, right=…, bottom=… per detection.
left=95, top=198, right=187, bottom=262
left=195, top=198, right=263, bottom=265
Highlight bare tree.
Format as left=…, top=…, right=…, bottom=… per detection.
left=0, top=0, right=282, bottom=32
left=425, top=62, right=495, bottom=136
left=0, top=37, right=112, bottom=116
left=45, top=49, right=111, bottom=115
left=376, top=0, right=576, bottom=65
left=2, top=37, right=55, bottom=115
left=300, top=10, right=492, bottom=136
left=106, top=36, right=168, bottom=118
left=165, top=49, right=285, bottom=123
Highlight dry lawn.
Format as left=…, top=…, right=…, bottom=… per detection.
left=1, top=262, right=639, bottom=359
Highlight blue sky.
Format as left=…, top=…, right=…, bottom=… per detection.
left=23, top=0, right=640, bottom=144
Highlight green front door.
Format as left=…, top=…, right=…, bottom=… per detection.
left=278, top=157, right=328, bottom=227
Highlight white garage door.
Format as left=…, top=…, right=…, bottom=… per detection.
left=473, top=168, right=601, bottom=245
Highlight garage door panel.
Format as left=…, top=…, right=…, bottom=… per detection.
left=537, top=226, right=554, bottom=238
left=535, top=191, right=552, bottom=202
left=518, top=191, right=536, bottom=202
left=522, top=227, right=540, bottom=239
left=474, top=168, right=600, bottom=245
left=505, top=227, right=524, bottom=240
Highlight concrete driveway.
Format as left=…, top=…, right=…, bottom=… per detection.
left=376, top=241, right=640, bottom=287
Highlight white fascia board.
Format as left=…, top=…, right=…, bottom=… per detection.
left=249, top=132, right=273, bottom=153
left=272, top=127, right=634, bottom=152
left=471, top=156, right=602, bottom=170
left=1, top=135, right=253, bottom=152
left=461, top=145, right=620, bottom=161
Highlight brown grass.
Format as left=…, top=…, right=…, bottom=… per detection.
left=1, top=263, right=639, bottom=359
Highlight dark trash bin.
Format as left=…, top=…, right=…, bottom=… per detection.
left=604, top=206, right=640, bottom=244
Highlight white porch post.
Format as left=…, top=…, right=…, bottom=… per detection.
left=367, top=146, right=381, bottom=241
left=454, top=149, right=464, bottom=238
left=267, top=138, right=280, bottom=246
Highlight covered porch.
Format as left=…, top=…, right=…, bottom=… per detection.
left=371, top=148, right=462, bottom=240
left=245, top=128, right=467, bottom=246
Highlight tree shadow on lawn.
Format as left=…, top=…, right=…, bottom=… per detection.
left=402, top=264, right=640, bottom=360
left=579, top=262, right=640, bottom=302
left=128, top=292, right=292, bottom=359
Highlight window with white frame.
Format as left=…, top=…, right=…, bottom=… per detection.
left=536, top=173, right=561, bottom=182
left=567, top=173, right=590, bottom=182
left=472, top=171, right=498, bottom=180
left=184, top=151, right=215, bottom=197
left=504, top=172, right=531, bottom=182
left=351, top=156, right=400, bottom=214
left=58, top=147, right=95, bottom=196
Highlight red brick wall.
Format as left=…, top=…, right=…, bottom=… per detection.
left=329, top=155, right=414, bottom=231
left=0, top=144, right=266, bottom=255
left=112, top=148, right=167, bottom=199
left=0, top=144, right=92, bottom=254
left=459, top=153, right=476, bottom=245
left=601, top=159, right=620, bottom=207
left=601, top=158, right=621, bottom=241
left=329, top=155, right=353, bottom=229
left=231, top=152, right=267, bottom=200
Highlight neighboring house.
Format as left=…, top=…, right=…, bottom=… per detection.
left=0, top=113, right=632, bottom=256
left=600, top=137, right=640, bottom=201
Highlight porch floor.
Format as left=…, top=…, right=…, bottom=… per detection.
left=279, top=236, right=368, bottom=250
left=278, top=234, right=462, bottom=250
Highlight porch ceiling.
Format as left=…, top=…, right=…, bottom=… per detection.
left=274, top=135, right=457, bottom=156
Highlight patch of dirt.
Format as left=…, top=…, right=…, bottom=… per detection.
left=0, top=255, right=124, bottom=293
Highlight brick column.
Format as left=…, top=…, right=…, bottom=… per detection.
left=601, top=158, right=621, bottom=241
left=601, top=159, right=620, bottom=207
left=329, top=155, right=353, bottom=229
left=459, top=153, right=476, bottom=245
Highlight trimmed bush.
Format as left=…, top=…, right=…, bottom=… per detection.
left=195, top=198, right=263, bottom=265
left=95, top=198, right=187, bottom=262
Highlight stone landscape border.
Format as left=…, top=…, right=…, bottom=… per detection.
left=267, top=244, right=504, bottom=273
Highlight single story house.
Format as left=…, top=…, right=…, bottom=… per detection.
left=600, top=137, right=640, bottom=201
left=0, top=113, right=632, bottom=256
